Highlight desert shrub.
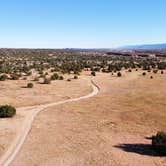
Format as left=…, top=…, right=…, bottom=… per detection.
left=117, top=72, right=122, bottom=77
left=74, top=71, right=79, bottom=75
left=161, top=71, right=164, bottom=74
left=142, top=72, right=146, bottom=76
left=67, top=78, right=71, bottom=82
left=59, top=76, right=64, bottom=80
left=27, top=83, right=33, bottom=88
left=150, top=76, right=153, bottom=79
left=43, top=78, right=51, bottom=84
left=11, top=74, right=19, bottom=80
left=152, top=131, right=166, bottom=155
left=0, top=74, right=8, bottom=81
left=51, top=73, right=59, bottom=80
left=91, top=71, right=96, bottom=76
left=102, top=68, right=106, bottom=73
left=0, top=105, right=16, bottom=118
left=128, top=69, right=132, bottom=72
left=74, top=75, right=78, bottom=79
left=136, top=69, right=138, bottom=71
left=153, top=70, right=158, bottom=74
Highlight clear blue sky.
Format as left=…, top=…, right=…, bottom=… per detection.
left=0, top=0, right=166, bottom=48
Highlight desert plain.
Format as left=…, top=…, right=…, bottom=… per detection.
left=0, top=69, right=166, bottom=166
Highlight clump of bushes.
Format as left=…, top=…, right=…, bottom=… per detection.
left=51, top=73, right=59, bottom=80
left=27, top=83, right=34, bottom=88
left=91, top=71, right=96, bottom=76
left=0, top=74, right=8, bottom=81
left=51, top=73, right=64, bottom=80
left=152, top=131, right=166, bottom=155
left=161, top=71, right=164, bottom=74
left=0, top=105, right=16, bottom=118
left=67, top=78, right=71, bottom=82
left=117, top=72, right=122, bottom=77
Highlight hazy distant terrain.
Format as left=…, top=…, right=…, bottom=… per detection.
left=121, top=43, right=166, bottom=50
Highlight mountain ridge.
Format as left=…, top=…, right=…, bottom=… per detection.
left=121, top=43, right=166, bottom=49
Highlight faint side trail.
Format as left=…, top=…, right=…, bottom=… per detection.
left=0, top=80, right=99, bottom=166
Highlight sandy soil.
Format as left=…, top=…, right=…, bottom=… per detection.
left=0, top=74, right=91, bottom=107
left=11, top=70, right=166, bottom=166
left=0, top=74, right=93, bottom=164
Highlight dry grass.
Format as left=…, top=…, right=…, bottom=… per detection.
left=11, top=70, right=166, bottom=166
left=0, top=74, right=92, bottom=159
left=0, top=74, right=91, bottom=107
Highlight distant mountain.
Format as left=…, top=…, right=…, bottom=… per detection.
left=121, top=43, right=166, bottom=50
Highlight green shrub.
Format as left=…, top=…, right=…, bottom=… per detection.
left=11, top=74, right=19, bottom=80
left=27, top=83, right=34, bottom=88
left=128, top=69, right=132, bottom=72
left=91, top=71, right=96, bottom=76
left=150, top=76, right=153, bottom=79
left=142, top=72, right=146, bottom=76
left=51, top=73, right=59, bottom=80
left=0, top=74, right=8, bottom=81
left=74, top=75, right=78, bottom=79
left=117, top=72, right=122, bottom=77
left=59, top=76, right=64, bottom=80
left=152, top=131, right=166, bottom=155
left=0, top=105, right=16, bottom=118
left=153, top=70, right=158, bottom=74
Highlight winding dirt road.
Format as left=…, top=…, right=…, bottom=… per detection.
left=0, top=80, right=99, bottom=166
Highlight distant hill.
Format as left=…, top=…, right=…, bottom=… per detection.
left=121, top=43, right=166, bottom=50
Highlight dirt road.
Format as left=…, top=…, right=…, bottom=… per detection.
left=0, top=80, right=99, bottom=166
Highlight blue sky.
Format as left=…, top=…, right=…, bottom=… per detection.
left=0, top=0, right=166, bottom=48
